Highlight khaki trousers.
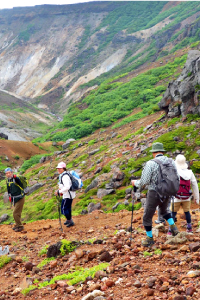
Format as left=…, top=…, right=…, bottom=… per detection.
left=13, top=197, right=25, bottom=227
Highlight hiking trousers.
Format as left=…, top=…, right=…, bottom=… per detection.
left=143, top=190, right=171, bottom=228
left=13, top=197, right=25, bottom=227
left=61, top=197, right=73, bottom=220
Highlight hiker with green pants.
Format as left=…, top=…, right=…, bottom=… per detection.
left=5, top=167, right=25, bottom=232
left=131, top=142, right=179, bottom=247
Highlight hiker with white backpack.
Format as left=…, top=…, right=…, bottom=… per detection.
left=131, top=142, right=180, bottom=247
left=168, top=154, right=199, bottom=234
left=55, top=162, right=83, bottom=228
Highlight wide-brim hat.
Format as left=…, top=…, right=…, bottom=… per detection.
left=175, top=154, right=188, bottom=169
left=150, top=142, right=166, bottom=153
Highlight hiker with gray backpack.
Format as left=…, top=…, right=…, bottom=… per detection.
left=55, top=162, right=83, bottom=228
left=131, top=142, right=180, bottom=247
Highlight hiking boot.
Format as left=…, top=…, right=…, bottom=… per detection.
left=141, top=236, right=154, bottom=247
left=66, top=220, right=74, bottom=227
left=64, top=220, right=70, bottom=225
left=167, top=229, right=172, bottom=236
left=186, top=224, right=193, bottom=233
left=155, top=219, right=166, bottom=225
left=12, top=225, right=18, bottom=231
left=14, top=226, right=24, bottom=232
left=169, top=224, right=179, bottom=236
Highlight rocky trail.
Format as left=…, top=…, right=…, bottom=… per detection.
left=0, top=202, right=200, bottom=300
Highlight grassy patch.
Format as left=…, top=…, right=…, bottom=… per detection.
left=0, top=255, right=12, bottom=268
left=22, top=263, right=109, bottom=295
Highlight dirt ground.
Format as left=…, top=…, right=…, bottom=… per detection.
left=0, top=201, right=199, bottom=300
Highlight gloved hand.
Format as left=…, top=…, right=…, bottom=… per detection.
left=9, top=197, right=12, bottom=202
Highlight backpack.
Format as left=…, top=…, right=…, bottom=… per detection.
left=176, top=177, right=192, bottom=199
left=61, top=171, right=83, bottom=192
left=153, top=158, right=180, bottom=199
left=18, top=175, right=29, bottom=195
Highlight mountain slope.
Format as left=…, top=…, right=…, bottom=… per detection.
left=0, top=1, right=200, bottom=117
left=0, top=90, right=58, bottom=141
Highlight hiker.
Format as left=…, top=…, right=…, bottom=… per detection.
left=55, top=162, right=75, bottom=227
left=168, top=154, right=199, bottom=234
left=131, top=142, right=179, bottom=247
left=5, top=167, right=25, bottom=232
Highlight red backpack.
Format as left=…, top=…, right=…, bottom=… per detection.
left=176, top=177, right=192, bottom=199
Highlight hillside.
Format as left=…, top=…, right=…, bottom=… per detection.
left=0, top=1, right=200, bottom=118
left=0, top=89, right=58, bottom=141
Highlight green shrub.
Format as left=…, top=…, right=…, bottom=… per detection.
left=38, top=245, right=49, bottom=256
left=191, top=161, right=200, bottom=173
left=60, top=240, right=77, bottom=256
left=20, top=154, right=51, bottom=173
left=143, top=251, right=152, bottom=257
left=37, top=257, right=55, bottom=269
left=0, top=255, right=12, bottom=268
left=177, top=142, right=186, bottom=150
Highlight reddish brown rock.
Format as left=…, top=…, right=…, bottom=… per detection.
left=24, top=262, right=33, bottom=271
left=99, top=251, right=112, bottom=262
left=105, top=279, right=115, bottom=287
left=146, top=288, right=154, bottom=296
left=189, top=242, right=200, bottom=252
left=186, top=285, right=196, bottom=296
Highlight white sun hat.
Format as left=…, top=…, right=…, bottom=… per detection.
left=175, top=154, right=188, bottom=169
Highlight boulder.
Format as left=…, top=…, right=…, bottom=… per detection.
left=159, top=50, right=200, bottom=117
left=112, top=202, right=121, bottom=211
left=89, top=149, right=100, bottom=156
left=111, top=132, right=118, bottom=138
left=0, top=133, right=8, bottom=140
left=62, top=138, right=75, bottom=150
left=85, top=179, right=98, bottom=193
left=28, top=183, right=45, bottom=195
left=112, top=170, right=125, bottom=182
left=47, top=242, right=62, bottom=258
left=97, top=189, right=115, bottom=199
left=0, top=214, right=9, bottom=223
left=88, top=202, right=101, bottom=213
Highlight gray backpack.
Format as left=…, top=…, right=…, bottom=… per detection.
left=153, top=158, right=180, bottom=199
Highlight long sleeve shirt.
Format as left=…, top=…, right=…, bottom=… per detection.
left=58, top=171, right=75, bottom=199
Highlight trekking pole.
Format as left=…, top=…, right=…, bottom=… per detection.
left=130, top=186, right=138, bottom=241
left=56, top=195, right=63, bottom=232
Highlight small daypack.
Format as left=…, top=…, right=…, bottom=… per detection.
left=153, top=158, right=180, bottom=199
left=61, top=171, right=83, bottom=192
left=15, top=175, right=29, bottom=195
left=176, top=176, right=192, bottom=199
